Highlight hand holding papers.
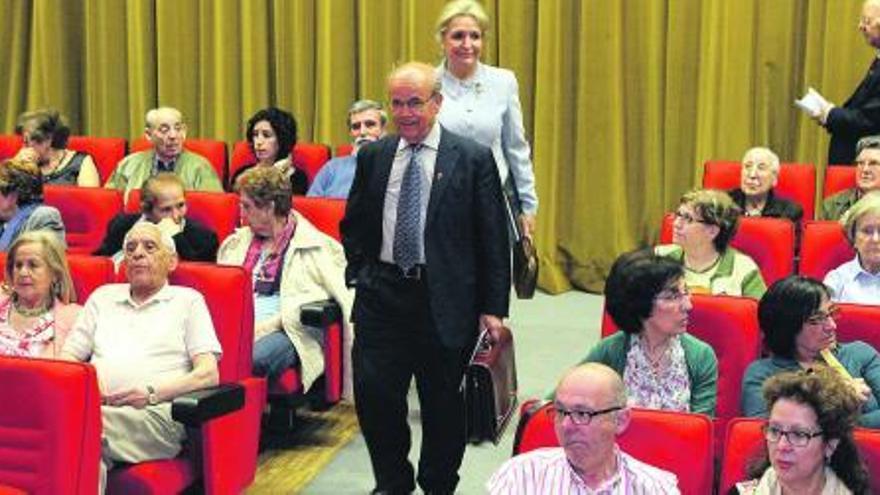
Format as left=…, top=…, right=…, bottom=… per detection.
left=795, top=87, right=832, bottom=119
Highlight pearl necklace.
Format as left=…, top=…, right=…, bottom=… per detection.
left=13, top=300, right=50, bottom=318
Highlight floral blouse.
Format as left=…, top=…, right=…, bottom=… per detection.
left=0, top=297, right=55, bottom=358
left=623, top=335, right=691, bottom=412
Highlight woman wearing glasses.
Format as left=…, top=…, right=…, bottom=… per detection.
left=656, top=189, right=767, bottom=298
left=733, top=367, right=869, bottom=494
left=434, top=0, right=539, bottom=239
left=575, top=249, right=718, bottom=415
left=741, top=276, right=880, bottom=428
left=824, top=192, right=880, bottom=304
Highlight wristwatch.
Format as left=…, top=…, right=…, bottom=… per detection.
left=146, top=385, right=158, bottom=405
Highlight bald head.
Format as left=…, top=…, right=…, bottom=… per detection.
left=387, top=61, right=443, bottom=144
left=556, top=363, right=627, bottom=407
left=861, top=0, right=880, bottom=48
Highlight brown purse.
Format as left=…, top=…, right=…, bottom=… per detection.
left=463, top=326, right=518, bottom=444
left=512, top=234, right=538, bottom=299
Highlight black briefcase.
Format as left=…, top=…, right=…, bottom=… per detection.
left=464, top=326, right=518, bottom=445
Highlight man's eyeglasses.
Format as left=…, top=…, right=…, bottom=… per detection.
left=390, top=95, right=436, bottom=112
left=673, top=209, right=708, bottom=225
left=551, top=405, right=623, bottom=425
left=805, top=306, right=840, bottom=325
left=763, top=424, right=823, bottom=447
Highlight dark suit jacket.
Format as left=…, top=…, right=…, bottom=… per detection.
left=728, top=188, right=803, bottom=225
left=341, top=128, right=511, bottom=349
left=827, top=58, right=880, bottom=165
left=93, top=213, right=219, bottom=262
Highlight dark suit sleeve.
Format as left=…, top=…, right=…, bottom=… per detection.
left=94, top=214, right=132, bottom=256
left=174, top=218, right=219, bottom=262
left=826, top=93, right=880, bottom=136
left=340, top=144, right=372, bottom=287
left=472, top=147, right=511, bottom=317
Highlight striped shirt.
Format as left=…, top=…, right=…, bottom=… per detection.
left=486, top=447, right=680, bottom=495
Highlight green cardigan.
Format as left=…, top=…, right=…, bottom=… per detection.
left=106, top=150, right=223, bottom=197
left=581, top=331, right=718, bottom=416
left=655, top=244, right=766, bottom=299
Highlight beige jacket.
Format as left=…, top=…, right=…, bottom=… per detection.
left=217, top=212, right=355, bottom=399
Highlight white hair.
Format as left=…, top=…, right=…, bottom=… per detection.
left=123, top=221, right=177, bottom=255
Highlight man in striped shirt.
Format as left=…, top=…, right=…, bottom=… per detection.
left=487, top=363, right=680, bottom=494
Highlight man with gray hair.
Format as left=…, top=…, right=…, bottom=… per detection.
left=823, top=135, right=880, bottom=220
left=106, top=106, right=223, bottom=197
left=727, top=147, right=802, bottom=223
left=487, top=363, right=680, bottom=494
left=61, top=221, right=222, bottom=492
left=307, top=99, right=387, bottom=198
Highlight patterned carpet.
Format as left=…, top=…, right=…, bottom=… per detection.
left=246, top=404, right=360, bottom=494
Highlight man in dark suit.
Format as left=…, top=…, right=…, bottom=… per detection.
left=94, top=172, right=218, bottom=262
left=341, top=61, right=510, bottom=494
left=814, top=0, right=880, bottom=165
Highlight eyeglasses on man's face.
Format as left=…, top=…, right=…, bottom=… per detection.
left=763, top=424, right=823, bottom=447
left=551, top=404, right=623, bottom=426
left=390, top=94, right=437, bottom=112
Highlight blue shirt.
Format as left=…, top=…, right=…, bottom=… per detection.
left=307, top=155, right=357, bottom=199
left=824, top=256, right=880, bottom=304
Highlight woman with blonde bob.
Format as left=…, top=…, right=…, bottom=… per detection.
left=434, top=0, right=539, bottom=239
left=656, top=189, right=766, bottom=298
left=825, top=191, right=880, bottom=304
left=734, top=367, right=869, bottom=494
left=0, top=231, right=80, bottom=358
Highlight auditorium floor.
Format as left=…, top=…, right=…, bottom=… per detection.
left=299, top=289, right=603, bottom=494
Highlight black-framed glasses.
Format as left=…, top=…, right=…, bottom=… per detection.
left=673, top=209, right=709, bottom=225
left=805, top=306, right=840, bottom=325
left=551, top=405, right=623, bottom=426
left=763, top=424, right=823, bottom=447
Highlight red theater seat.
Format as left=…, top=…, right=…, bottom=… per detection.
left=601, top=294, right=761, bottom=455
left=335, top=144, right=353, bottom=157
left=229, top=141, right=330, bottom=189
left=0, top=135, right=23, bottom=160
left=798, top=220, right=854, bottom=281
left=0, top=253, right=112, bottom=302
left=513, top=401, right=714, bottom=495
left=67, top=136, right=126, bottom=184
left=124, top=189, right=240, bottom=243
left=835, top=303, right=880, bottom=352
left=702, top=160, right=817, bottom=220
left=294, top=196, right=346, bottom=241
left=823, top=165, right=856, bottom=198
left=107, top=263, right=265, bottom=494
left=720, top=418, right=880, bottom=494
left=658, top=213, right=795, bottom=286
left=43, top=185, right=123, bottom=254
left=130, top=137, right=227, bottom=184
left=0, top=356, right=101, bottom=494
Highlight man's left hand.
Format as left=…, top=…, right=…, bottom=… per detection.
left=103, top=387, right=150, bottom=409
left=480, top=314, right=505, bottom=344
left=518, top=214, right=536, bottom=240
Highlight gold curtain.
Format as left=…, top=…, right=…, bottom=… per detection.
left=0, top=0, right=871, bottom=292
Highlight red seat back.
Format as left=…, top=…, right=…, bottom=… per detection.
left=43, top=185, right=123, bottom=254
left=294, top=197, right=346, bottom=241
left=835, top=303, right=880, bottom=351
left=798, top=220, right=854, bottom=281
left=130, top=137, right=227, bottom=184
left=702, top=161, right=817, bottom=220
left=513, top=402, right=714, bottom=495
left=720, top=418, right=880, bottom=495
left=0, top=135, right=23, bottom=160
left=0, top=356, right=101, bottom=494
left=823, top=165, right=856, bottom=198
left=335, top=144, right=353, bottom=157
left=659, top=213, right=794, bottom=286
left=0, top=253, right=112, bottom=303
left=124, top=189, right=240, bottom=243
left=67, top=136, right=126, bottom=184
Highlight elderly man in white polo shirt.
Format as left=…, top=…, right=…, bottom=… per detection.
left=487, top=363, right=680, bottom=494
left=61, top=221, right=222, bottom=492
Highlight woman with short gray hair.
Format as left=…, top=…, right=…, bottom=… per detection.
left=824, top=191, right=880, bottom=303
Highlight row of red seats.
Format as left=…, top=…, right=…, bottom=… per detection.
left=0, top=134, right=355, bottom=189
left=658, top=215, right=854, bottom=286
left=41, top=184, right=346, bottom=254
left=513, top=401, right=880, bottom=495
left=601, top=294, right=880, bottom=457
left=703, top=160, right=857, bottom=221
